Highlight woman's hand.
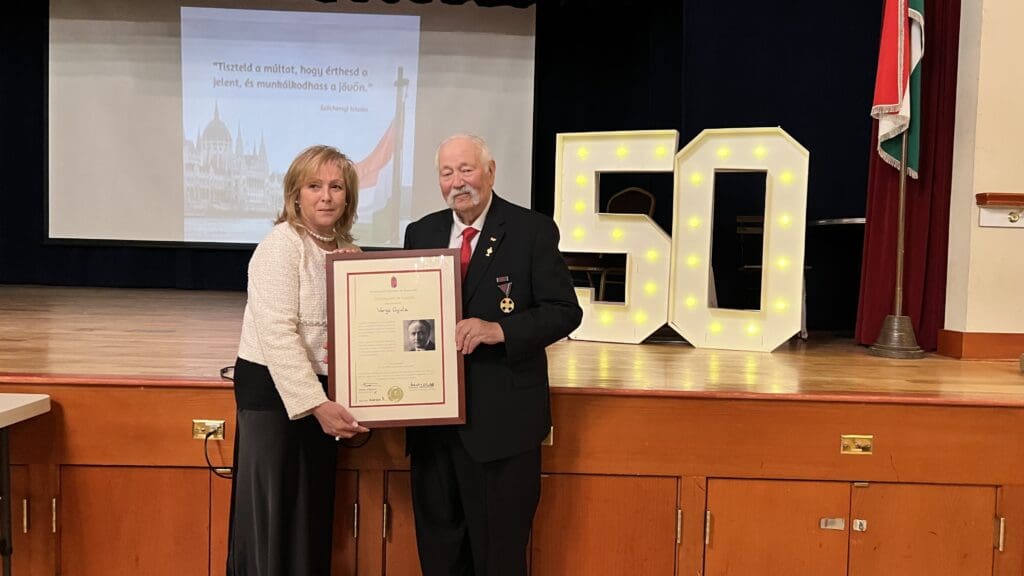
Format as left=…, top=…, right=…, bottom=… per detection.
left=312, top=400, right=369, bottom=439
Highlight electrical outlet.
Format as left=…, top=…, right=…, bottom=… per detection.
left=840, top=434, right=873, bottom=455
left=192, top=419, right=226, bottom=440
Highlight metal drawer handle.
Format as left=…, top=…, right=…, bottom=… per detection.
left=819, top=517, right=846, bottom=530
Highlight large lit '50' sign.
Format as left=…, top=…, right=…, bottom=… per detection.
left=554, top=128, right=808, bottom=352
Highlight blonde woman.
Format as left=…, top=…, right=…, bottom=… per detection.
left=228, top=145, right=369, bottom=575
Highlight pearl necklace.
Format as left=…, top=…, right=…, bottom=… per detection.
left=303, top=226, right=336, bottom=244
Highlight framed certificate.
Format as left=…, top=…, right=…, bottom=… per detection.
left=326, top=249, right=465, bottom=427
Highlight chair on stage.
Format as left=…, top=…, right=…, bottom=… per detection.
left=605, top=186, right=656, bottom=217
left=565, top=187, right=656, bottom=301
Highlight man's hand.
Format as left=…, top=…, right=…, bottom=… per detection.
left=455, top=318, right=504, bottom=355
left=312, top=401, right=369, bottom=439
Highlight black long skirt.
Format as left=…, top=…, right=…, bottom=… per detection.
left=227, top=358, right=338, bottom=576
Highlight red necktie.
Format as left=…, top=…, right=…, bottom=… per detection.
left=460, top=227, right=478, bottom=280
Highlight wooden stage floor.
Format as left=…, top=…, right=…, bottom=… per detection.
left=1, top=284, right=1022, bottom=406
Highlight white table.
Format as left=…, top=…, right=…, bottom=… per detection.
left=0, top=394, right=50, bottom=576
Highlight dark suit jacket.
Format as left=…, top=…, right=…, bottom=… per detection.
left=404, top=194, right=582, bottom=462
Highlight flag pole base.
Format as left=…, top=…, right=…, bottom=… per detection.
left=868, top=315, right=925, bottom=359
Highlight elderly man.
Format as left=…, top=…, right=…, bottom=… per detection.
left=403, top=134, right=582, bottom=575
left=406, top=319, right=435, bottom=351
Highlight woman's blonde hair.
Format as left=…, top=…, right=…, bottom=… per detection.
left=276, top=145, right=359, bottom=244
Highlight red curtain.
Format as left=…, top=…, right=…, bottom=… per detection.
left=855, top=0, right=961, bottom=351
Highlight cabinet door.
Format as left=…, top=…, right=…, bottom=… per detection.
left=9, top=465, right=34, bottom=575
left=331, top=470, right=359, bottom=576
left=59, top=466, right=210, bottom=575
left=383, top=471, right=421, bottom=576
left=849, top=483, right=996, bottom=576
left=531, top=474, right=678, bottom=576
left=705, top=479, right=849, bottom=576
left=210, top=471, right=232, bottom=576
left=210, top=470, right=360, bottom=576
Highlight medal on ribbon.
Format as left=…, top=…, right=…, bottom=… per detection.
left=496, top=276, right=514, bottom=313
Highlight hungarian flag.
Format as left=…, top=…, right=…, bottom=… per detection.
left=355, top=121, right=396, bottom=189
left=871, top=0, right=924, bottom=178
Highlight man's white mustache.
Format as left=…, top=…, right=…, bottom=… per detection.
left=447, top=185, right=481, bottom=208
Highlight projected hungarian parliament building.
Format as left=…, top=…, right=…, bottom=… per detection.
left=183, top=104, right=282, bottom=217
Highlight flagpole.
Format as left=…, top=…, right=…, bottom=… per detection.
left=869, top=132, right=924, bottom=359
left=372, top=67, right=408, bottom=245
left=893, top=131, right=909, bottom=317
left=388, top=66, right=408, bottom=244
